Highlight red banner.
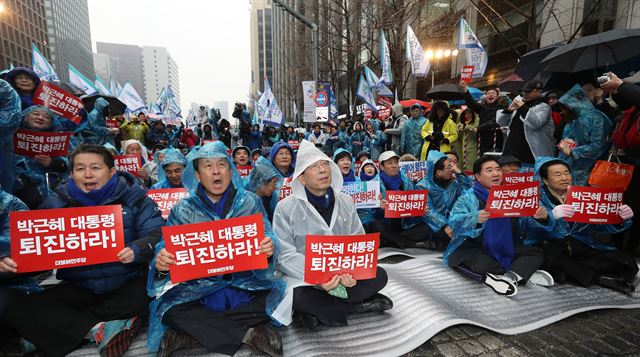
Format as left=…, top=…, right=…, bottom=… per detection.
left=162, top=214, right=268, bottom=283
left=106, top=119, right=119, bottom=129
left=278, top=177, right=293, bottom=201
left=304, top=233, right=379, bottom=284
left=377, top=97, right=392, bottom=120
left=565, top=186, right=624, bottom=224
left=486, top=181, right=539, bottom=218
left=236, top=165, right=253, bottom=178
left=503, top=172, right=534, bottom=185
left=114, top=154, right=142, bottom=176
left=13, top=129, right=72, bottom=157
left=146, top=188, right=189, bottom=219
left=288, top=140, right=300, bottom=150
left=461, top=66, right=475, bottom=84
left=384, top=190, right=428, bottom=218
left=32, top=81, right=84, bottom=123
left=10, top=205, right=125, bottom=273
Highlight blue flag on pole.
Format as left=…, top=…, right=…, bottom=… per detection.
left=379, top=30, right=393, bottom=86
left=458, top=17, right=488, bottom=78
left=356, top=73, right=377, bottom=112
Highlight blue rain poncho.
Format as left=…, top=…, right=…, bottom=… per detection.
left=557, top=84, right=612, bottom=185
left=146, top=141, right=280, bottom=352
left=364, top=120, right=386, bottom=160
left=355, top=159, right=379, bottom=226
left=244, top=156, right=282, bottom=221
left=0, top=79, right=21, bottom=192
left=400, top=113, right=426, bottom=158
left=150, top=147, right=187, bottom=189
left=522, top=157, right=630, bottom=251
left=416, top=151, right=472, bottom=233
left=374, top=170, right=425, bottom=230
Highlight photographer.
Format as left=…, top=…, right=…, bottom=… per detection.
left=232, top=102, right=251, bottom=145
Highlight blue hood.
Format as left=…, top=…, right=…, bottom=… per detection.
left=533, top=156, right=574, bottom=185
left=425, top=150, right=447, bottom=188
left=269, top=141, right=296, bottom=167
left=182, top=141, right=244, bottom=192
left=558, top=84, right=598, bottom=118
left=5, top=67, right=40, bottom=93
left=332, top=147, right=352, bottom=162
left=245, top=156, right=281, bottom=192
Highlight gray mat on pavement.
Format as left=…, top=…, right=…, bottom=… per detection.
left=67, top=253, right=640, bottom=357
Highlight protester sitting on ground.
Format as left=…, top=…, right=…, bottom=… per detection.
left=269, top=141, right=295, bottom=179
left=445, top=151, right=460, bottom=171
left=199, top=123, right=217, bottom=146
left=150, top=147, right=187, bottom=189
left=0, top=79, right=21, bottom=193
left=232, top=146, right=252, bottom=167
left=333, top=148, right=356, bottom=183
left=178, top=126, right=198, bottom=149
left=358, top=159, right=379, bottom=182
left=323, top=125, right=341, bottom=156
left=122, top=139, right=155, bottom=188
left=244, top=156, right=282, bottom=222
left=446, top=156, right=554, bottom=297
left=4, top=67, right=39, bottom=110
left=420, top=101, right=458, bottom=161
left=451, top=108, right=479, bottom=173
left=271, top=140, right=391, bottom=330
left=2, top=144, right=163, bottom=357
left=149, top=141, right=281, bottom=357
left=556, top=84, right=612, bottom=186
left=498, top=155, right=522, bottom=175
left=119, top=113, right=149, bottom=142
left=12, top=106, right=71, bottom=209
left=523, top=158, right=637, bottom=293
left=416, top=151, right=472, bottom=250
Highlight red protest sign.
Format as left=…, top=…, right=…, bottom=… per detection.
left=384, top=190, right=428, bottom=218
left=503, top=172, right=534, bottom=185
left=565, top=186, right=624, bottom=224
left=278, top=177, right=293, bottom=201
left=304, top=233, right=379, bottom=284
left=236, top=165, right=253, bottom=178
left=364, top=109, right=373, bottom=120
left=486, top=181, right=539, bottom=218
left=32, top=81, right=84, bottom=123
left=162, top=213, right=268, bottom=283
left=114, top=154, right=142, bottom=176
left=13, top=129, right=72, bottom=157
left=106, top=119, right=119, bottom=129
left=461, top=66, right=475, bottom=84
left=377, top=96, right=393, bottom=108
left=10, top=205, right=125, bottom=273
left=288, top=140, right=300, bottom=150
left=146, top=188, right=189, bottom=219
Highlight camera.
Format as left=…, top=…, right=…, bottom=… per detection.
left=597, top=73, right=611, bottom=86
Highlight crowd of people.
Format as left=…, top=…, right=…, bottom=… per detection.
left=0, top=65, right=639, bottom=357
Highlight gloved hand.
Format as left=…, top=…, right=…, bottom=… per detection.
left=432, top=131, right=444, bottom=143
left=442, top=138, right=450, bottom=145
left=619, top=204, right=634, bottom=220
left=552, top=204, right=575, bottom=219
left=425, top=135, right=432, bottom=142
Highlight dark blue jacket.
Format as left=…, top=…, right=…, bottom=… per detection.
left=248, top=130, right=263, bottom=151
left=40, top=171, right=164, bottom=294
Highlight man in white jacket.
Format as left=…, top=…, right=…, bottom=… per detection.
left=271, top=140, right=392, bottom=329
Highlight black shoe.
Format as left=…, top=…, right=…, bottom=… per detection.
left=597, top=276, right=636, bottom=293
left=244, top=324, right=283, bottom=357
left=294, top=312, right=319, bottom=330
left=355, top=293, right=393, bottom=314
left=157, top=329, right=199, bottom=357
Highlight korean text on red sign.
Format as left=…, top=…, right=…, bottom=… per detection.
left=13, top=129, right=72, bottom=157
left=399, top=161, right=428, bottom=181
left=485, top=181, right=539, bottom=218
left=341, top=180, right=381, bottom=209
left=146, top=188, right=189, bottom=219
left=161, top=213, right=268, bottom=283
left=288, top=140, right=300, bottom=150
left=278, top=177, right=293, bottom=201
left=565, top=186, right=624, bottom=224
left=106, top=119, right=119, bottom=129
left=236, top=165, right=253, bottom=178
left=114, top=154, right=142, bottom=176
left=10, top=205, right=125, bottom=273
left=304, top=233, right=379, bottom=284
left=32, top=81, right=84, bottom=124
left=384, top=190, right=428, bottom=218
left=502, top=172, right=534, bottom=185
left=461, top=66, right=475, bottom=84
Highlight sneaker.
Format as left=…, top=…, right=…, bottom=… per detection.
left=483, top=272, right=518, bottom=297
left=528, top=270, right=555, bottom=287
left=95, top=316, right=141, bottom=357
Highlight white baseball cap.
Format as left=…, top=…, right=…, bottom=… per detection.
left=379, top=151, right=400, bottom=163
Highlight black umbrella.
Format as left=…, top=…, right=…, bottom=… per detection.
left=541, top=28, right=640, bottom=73
left=81, top=94, right=127, bottom=115
left=48, top=81, right=84, bottom=96
left=425, top=83, right=466, bottom=100
left=514, top=44, right=562, bottom=81
left=498, top=73, right=525, bottom=93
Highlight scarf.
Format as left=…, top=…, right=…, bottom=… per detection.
left=305, top=187, right=334, bottom=209
left=342, top=169, right=356, bottom=183
left=473, top=182, right=514, bottom=270
left=197, top=183, right=230, bottom=218
left=359, top=171, right=376, bottom=182
left=68, top=174, right=119, bottom=207
left=379, top=171, right=403, bottom=191
left=313, top=131, right=321, bottom=139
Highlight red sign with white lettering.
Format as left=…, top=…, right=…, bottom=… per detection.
left=162, top=214, right=269, bottom=283
left=278, top=177, right=293, bottom=201
left=485, top=181, right=539, bottom=218
left=32, top=81, right=84, bottom=123
left=304, top=233, right=379, bottom=284
left=106, top=119, right=119, bottom=129
left=10, top=205, right=125, bottom=273
left=288, top=140, right=300, bottom=150
left=114, top=154, right=142, bottom=176
left=461, top=66, right=475, bottom=84
left=13, top=129, right=72, bottom=157
left=236, top=165, right=253, bottom=178
left=565, top=186, right=624, bottom=224
left=502, top=172, right=534, bottom=185
left=384, top=190, right=428, bottom=218
left=146, top=188, right=189, bottom=219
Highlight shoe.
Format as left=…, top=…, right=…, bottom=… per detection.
left=96, top=316, right=141, bottom=357
left=157, top=329, right=199, bottom=357
left=294, top=312, right=319, bottom=330
left=597, top=275, right=636, bottom=293
left=483, top=273, right=518, bottom=297
left=528, top=270, right=555, bottom=287
left=355, top=293, right=393, bottom=314
left=244, top=324, right=282, bottom=357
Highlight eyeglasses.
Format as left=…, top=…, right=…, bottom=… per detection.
left=306, top=160, right=331, bottom=172
left=277, top=151, right=292, bottom=157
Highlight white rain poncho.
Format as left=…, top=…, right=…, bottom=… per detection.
left=270, top=140, right=365, bottom=325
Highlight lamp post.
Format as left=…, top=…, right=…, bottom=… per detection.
left=425, top=48, right=459, bottom=87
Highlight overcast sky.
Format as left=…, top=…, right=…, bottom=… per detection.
left=88, top=0, right=252, bottom=116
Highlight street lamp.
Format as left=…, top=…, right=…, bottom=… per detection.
left=424, top=47, right=459, bottom=87
left=0, top=3, right=6, bottom=14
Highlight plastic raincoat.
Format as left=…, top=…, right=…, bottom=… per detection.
left=522, top=157, right=630, bottom=250
left=146, top=141, right=280, bottom=352
left=557, top=85, right=612, bottom=185
left=348, top=122, right=367, bottom=157
left=420, top=101, right=458, bottom=161
left=244, top=156, right=282, bottom=222
left=119, top=119, right=148, bottom=142
left=74, top=97, right=112, bottom=146
left=0, top=79, right=21, bottom=193
left=400, top=114, right=426, bottom=158
left=451, top=109, right=479, bottom=172
left=356, top=159, right=380, bottom=226
left=271, top=140, right=365, bottom=325
left=365, top=120, right=386, bottom=160
left=150, top=147, right=187, bottom=189
left=416, top=151, right=472, bottom=233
